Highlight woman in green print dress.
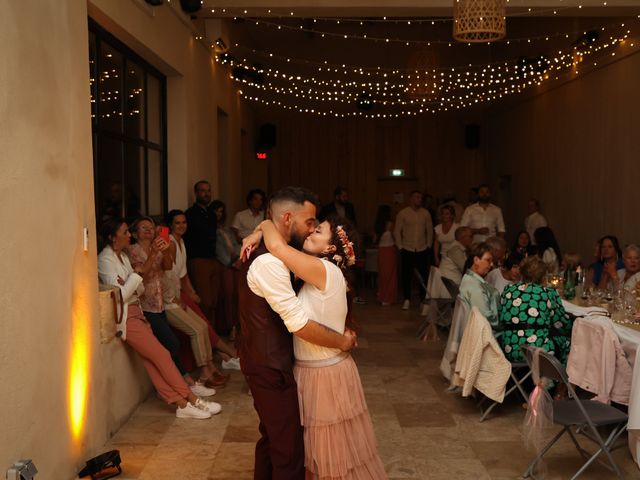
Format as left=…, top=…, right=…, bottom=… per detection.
left=499, top=255, right=574, bottom=365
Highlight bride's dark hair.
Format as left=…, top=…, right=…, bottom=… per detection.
left=318, top=216, right=359, bottom=330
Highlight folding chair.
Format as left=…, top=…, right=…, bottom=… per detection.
left=439, top=296, right=470, bottom=382
left=417, top=268, right=457, bottom=340
left=519, top=345, right=628, bottom=480
left=477, top=359, right=531, bottom=422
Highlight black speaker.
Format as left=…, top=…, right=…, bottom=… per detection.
left=465, top=124, right=480, bottom=149
left=179, top=0, right=202, bottom=14
left=257, top=124, right=277, bottom=149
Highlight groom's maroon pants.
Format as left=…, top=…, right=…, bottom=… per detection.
left=242, top=360, right=305, bottom=480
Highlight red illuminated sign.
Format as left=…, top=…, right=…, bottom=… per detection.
left=256, top=152, right=268, bottom=159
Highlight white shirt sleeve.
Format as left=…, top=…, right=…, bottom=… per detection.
left=247, top=255, right=309, bottom=333
left=231, top=211, right=242, bottom=231
left=495, top=206, right=506, bottom=233
left=460, top=206, right=471, bottom=227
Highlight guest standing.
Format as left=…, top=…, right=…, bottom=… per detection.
left=460, top=184, right=505, bottom=243
left=374, top=205, right=397, bottom=306
left=433, top=205, right=459, bottom=266
left=394, top=190, right=434, bottom=310
left=318, top=186, right=357, bottom=225
left=231, top=188, right=266, bottom=241
left=524, top=199, right=547, bottom=245
left=183, top=180, right=222, bottom=326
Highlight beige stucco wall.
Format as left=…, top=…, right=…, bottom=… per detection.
left=0, top=1, right=253, bottom=478
left=0, top=1, right=149, bottom=478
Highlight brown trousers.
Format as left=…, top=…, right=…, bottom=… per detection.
left=187, top=257, right=222, bottom=327
left=242, top=361, right=305, bottom=480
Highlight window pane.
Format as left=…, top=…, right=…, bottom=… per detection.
left=124, top=144, right=144, bottom=219
left=97, top=137, right=124, bottom=224
left=98, top=43, right=123, bottom=132
left=147, top=74, right=162, bottom=144
left=147, top=149, right=164, bottom=216
left=89, top=33, right=97, bottom=124
left=125, top=60, right=145, bottom=139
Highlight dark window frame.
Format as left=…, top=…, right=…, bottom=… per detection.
left=90, top=18, right=168, bottom=223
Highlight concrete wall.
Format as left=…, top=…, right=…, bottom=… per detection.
left=0, top=1, right=252, bottom=478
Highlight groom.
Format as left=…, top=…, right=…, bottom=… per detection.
left=238, top=186, right=357, bottom=480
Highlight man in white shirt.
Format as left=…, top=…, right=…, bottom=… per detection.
left=460, top=184, right=505, bottom=243
left=239, top=186, right=356, bottom=479
left=231, top=188, right=266, bottom=240
left=524, top=198, right=547, bottom=245
left=395, top=190, right=434, bottom=310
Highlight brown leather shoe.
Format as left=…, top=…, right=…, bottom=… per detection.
left=213, top=370, right=230, bottom=381
left=203, top=375, right=227, bottom=388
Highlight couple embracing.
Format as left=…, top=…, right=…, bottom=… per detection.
left=238, top=186, right=386, bottom=480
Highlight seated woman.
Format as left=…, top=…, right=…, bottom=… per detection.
left=98, top=218, right=220, bottom=418
left=434, top=205, right=459, bottom=266
left=534, top=226, right=562, bottom=274
left=486, top=252, right=524, bottom=294
left=587, top=235, right=624, bottom=289
left=128, top=217, right=224, bottom=391
left=615, top=244, right=640, bottom=292
left=459, top=242, right=501, bottom=329
left=499, top=255, right=573, bottom=366
left=167, top=209, right=240, bottom=372
left=512, top=230, right=535, bottom=257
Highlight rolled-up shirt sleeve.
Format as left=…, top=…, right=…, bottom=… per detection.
left=247, top=255, right=309, bottom=333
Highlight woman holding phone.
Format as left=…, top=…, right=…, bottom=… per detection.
left=98, top=218, right=221, bottom=418
left=128, top=217, right=225, bottom=390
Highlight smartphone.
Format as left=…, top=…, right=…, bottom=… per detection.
left=158, top=226, right=170, bottom=242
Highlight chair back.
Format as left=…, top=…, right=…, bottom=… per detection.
left=441, top=276, right=460, bottom=299
left=519, top=345, right=569, bottom=384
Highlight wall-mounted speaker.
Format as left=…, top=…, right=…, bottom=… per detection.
left=257, top=123, right=276, bottom=149
left=179, top=0, right=202, bottom=14
left=465, top=124, right=480, bottom=149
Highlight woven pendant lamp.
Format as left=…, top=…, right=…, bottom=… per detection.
left=453, top=0, right=506, bottom=43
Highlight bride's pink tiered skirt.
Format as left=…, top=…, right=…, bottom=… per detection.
left=294, top=354, right=387, bottom=480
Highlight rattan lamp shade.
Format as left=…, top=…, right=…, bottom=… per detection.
left=453, top=0, right=506, bottom=43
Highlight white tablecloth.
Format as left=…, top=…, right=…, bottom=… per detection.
left=567, top=309, right=640, bottom=467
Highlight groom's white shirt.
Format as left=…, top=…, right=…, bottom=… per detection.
left=247, top=253, right=309, bottom=332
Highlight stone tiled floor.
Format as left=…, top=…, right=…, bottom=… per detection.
left=103, top=298, right=639, bottom=479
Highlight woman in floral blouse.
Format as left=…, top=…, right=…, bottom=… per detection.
left=498, top=255, right=574, bottom=365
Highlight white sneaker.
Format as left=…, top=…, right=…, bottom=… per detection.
left=176, top=402, right=211, bottom=419
left=190, top=382, right=216, bottom=397
left=221, top=357, right=241, bottom=370
left=402, top=299, right=410, bottom=310
left=195, top=397, right=222, bottom=415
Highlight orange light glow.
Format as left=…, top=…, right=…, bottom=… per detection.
left=69, top=280, right=91, bottom=442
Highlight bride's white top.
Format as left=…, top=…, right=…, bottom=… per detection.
left=294, top=259, right=347, bottom=361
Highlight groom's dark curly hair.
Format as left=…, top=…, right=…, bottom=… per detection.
left=268, top=186, right=319, bottom=212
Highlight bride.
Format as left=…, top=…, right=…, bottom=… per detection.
left=243, top=216, right=387, bottom=480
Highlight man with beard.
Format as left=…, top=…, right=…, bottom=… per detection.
left=318, top=186, right=357, bottom=226
left=238, top=186, right=357, bottom=480
left=460, top=184, right=505, bottom=243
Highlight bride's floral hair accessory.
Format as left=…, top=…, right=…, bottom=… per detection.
left=334, top=225, right=356, bottom=267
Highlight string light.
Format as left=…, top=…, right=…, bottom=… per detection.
left=216, top=24, right=637, bottom=118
